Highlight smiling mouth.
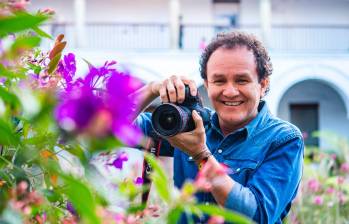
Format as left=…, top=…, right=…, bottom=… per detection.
left=223, top=101, right=243, bottom=106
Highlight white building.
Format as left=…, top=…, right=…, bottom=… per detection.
left=30, top=0, right=349, bottom=148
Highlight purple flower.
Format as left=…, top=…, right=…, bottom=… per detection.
left=109, top=152, right=128, bottom=170
left=55, top=57, right=143, bottom=146
left=106, top=71, right=143, bottom=145
left=55, top=89, right=103, bottom=132
left=0, top=77, right=6, bottom=85
left=66, top=201, right=78, bottom=216
left=134, top=177, right=143, bottom=185
left=57, top=53, right=77, bottom=91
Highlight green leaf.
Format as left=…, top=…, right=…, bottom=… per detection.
left=127, top=204, right=147, bottom=214
left=0, top=119, right=19, bottom=146
left=10, top=35, right=41, bottom=55
left=47, top=53, right=61, bottom=74
left=192, top=204, right=253, bottom=224
left=0, top=64, right=26, bottom=80
left=27, top=63, right=42, bottom=75
left=32, top=26, right=52, bottom=39
left=0, top=86, right=21, bottom=108
left=42, top=189, right=63, bottom=203
left=60, top=174, right=101, bottom=224
left=23, top=133, right=58, bottom=151
left=0, top=12, right=48, bottom=37
left=144, top=153, right=171, bottom=203
left=167, top=206, right=184, bottom=224
left=62, top=144, right=89, bottom=165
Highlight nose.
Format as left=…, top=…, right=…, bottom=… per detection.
left=222, top=85, right=239, bottom=97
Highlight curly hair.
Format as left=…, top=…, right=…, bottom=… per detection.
left=199, top=31, right=273, bottom=83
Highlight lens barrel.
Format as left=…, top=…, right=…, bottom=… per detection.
left=151, top=103, right=192, bottom=137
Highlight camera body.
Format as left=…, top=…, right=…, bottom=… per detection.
left=151, top=86, right=211, bottom=137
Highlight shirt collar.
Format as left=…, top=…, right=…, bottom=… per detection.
left=210, top=100, right=269, bottom=138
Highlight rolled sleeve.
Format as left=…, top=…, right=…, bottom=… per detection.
left=225, top=181, right=258, bottom=218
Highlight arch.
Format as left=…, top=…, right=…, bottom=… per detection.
left=268, top=64, right=349, bottom=119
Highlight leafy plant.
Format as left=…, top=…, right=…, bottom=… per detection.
left=0, top=2, right=252, bottom=223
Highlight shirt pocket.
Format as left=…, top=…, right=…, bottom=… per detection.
left=222, top=158, right=258, bottom=185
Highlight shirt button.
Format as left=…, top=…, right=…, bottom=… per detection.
left=236, top=168, right=241, bottom=172
left=217, top=149, right=223, bottom=154
left=189, top=156, right=193, bottom=160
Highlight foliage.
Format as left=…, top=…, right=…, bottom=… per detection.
left=288, top=132, right=349, bottom=224
left=0, top=2, right=252, bottom=223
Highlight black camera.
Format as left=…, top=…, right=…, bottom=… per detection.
left=151, top=86, right=211, bottom=137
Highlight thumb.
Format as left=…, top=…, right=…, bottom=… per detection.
left=192, top=110, right=204, bottom=130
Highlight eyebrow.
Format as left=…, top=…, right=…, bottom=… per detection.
left=210, top=73, right=225, bottom=79
left=210, top=73, right=251, bottom=79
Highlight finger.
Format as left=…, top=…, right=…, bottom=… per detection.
left=180, top=76, right=197, bottom=96
left=172, top=76, right=185, bottom=103
left=166, top=79, right=177, bottom=103
left=192, top=110, right=204, bottom=131
left=159, top=85, right=169, bottom=103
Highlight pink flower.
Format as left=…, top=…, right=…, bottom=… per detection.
left=313, top=196, right=323, bottom=205
left=337, top=191, right=346, bottom=204
left=337, top=176, right=345, bottom=185
left=208, top=216, right=224, bottom=224
left=340, top=162, right=349, bottom=173
left=330, top=154, right=337, bottom=160
left=307, top=178, right=321, bottom=192
left=194, top=162, right=229, bottom=192
left=326, top=187, right=335, bottom=194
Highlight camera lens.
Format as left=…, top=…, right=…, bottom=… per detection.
left=151, top=103, right=191, bottom=137
left=159, top=112, right=177, bottom=130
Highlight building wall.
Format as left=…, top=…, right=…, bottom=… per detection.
left=277, top=80, right=349, bottom=148
left=31, top=0, right=349, bottom=25
left=240, top=0, right=349, bottom=25
left=29, top=0, right=213, bottom=24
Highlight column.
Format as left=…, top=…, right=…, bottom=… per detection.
left=74, top=0, right=87, bottom=48
left=169, top=0, right=181, bottom=50
left=260, top=0, right=272, bottom=49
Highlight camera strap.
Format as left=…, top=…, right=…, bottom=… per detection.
left=141, top=137, right=162, bottom=204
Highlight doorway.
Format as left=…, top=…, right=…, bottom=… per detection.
left=290, top=103, right=319, bottom=146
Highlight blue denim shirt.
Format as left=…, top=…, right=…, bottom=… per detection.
left=136, top=101, right=304, bottom=224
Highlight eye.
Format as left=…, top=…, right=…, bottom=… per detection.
left=213, top=80, right=225, bottom=85
left=236, top=79, right=248, bottom=84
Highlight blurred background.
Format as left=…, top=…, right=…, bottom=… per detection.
left=27, top=1, right=349, bottom=222
left=29, top=0, right=349, bottom=148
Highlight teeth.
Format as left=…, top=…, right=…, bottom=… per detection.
left=224, top=101, right=242, bottom=106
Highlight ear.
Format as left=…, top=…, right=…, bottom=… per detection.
left=204, top=79, right=208, bottom=89
left=260, top=77, right=270, bottom=98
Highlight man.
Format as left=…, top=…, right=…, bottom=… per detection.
left=134, top=31, right=304, bottom=223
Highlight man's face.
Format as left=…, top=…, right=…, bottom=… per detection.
left=204, top=46, right=269, bottom=134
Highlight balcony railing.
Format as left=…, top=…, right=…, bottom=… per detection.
left=42, top=23, right=349, bottom=53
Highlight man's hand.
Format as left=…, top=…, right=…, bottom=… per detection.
left=150, top=75, right=197, bottom=103
left=167, top=110, right=207, bottom=157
